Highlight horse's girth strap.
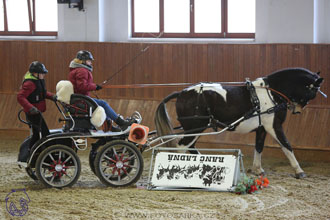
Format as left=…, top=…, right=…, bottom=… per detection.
left=246, top=79, right=262, bottom=127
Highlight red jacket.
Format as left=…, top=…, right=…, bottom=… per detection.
left=17, top=74, right=54, bottom=113
left=69, top=67, right=97, bottom=96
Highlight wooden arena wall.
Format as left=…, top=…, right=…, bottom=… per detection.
left=0, top=41, right=329, bottom=154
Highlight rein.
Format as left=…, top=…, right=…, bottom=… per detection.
left=102, top=81, right=294, bottom=106
left=102, top=83, right=195, bottom=89
left=263, top=87, right=292, bottom=105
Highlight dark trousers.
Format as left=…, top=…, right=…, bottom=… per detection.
left=18, top=113, right=50, bottom=162
left=26, top=113, right=50, bottom=149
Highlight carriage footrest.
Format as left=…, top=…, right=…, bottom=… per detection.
left=90, top=127, right=130, bottom=136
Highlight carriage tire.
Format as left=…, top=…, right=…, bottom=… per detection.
left=25, top=167, right=38, bottom=181
left=35, top=145, right=81, bottom=188
left=94, top=140, right=144, bottom=187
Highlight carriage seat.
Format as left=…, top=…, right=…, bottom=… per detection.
left=56, top=80, right=106, bottom=131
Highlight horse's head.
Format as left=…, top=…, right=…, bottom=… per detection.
left=267, top=68, right=325, bottom=114
left=291, top=71, right=324, bottom=114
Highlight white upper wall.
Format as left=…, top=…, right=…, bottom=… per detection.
left=314, top=0, right=330, bottom=43
left=256, top=0, right=314, bottom=43
left=57, top=0, right=330, bottom=43
left=57, top=0, right=99, bottom=41
left=101, top=0, right=130, bottom=42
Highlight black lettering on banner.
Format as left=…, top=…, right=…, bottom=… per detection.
left=205, top=156, right=212, bottom=162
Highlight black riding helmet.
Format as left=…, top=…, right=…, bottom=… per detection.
left=76, top=50, right=94, bottom=61
left=29, top=61, right=48, bottom=74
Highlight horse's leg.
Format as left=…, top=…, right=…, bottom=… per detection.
left=177, top=136, right=200, bottom=154
left=265, top=113, right=306, bottom=179
left=272, top=126, right=305, bottom=178
left=252, top=126, right=267, bottom=175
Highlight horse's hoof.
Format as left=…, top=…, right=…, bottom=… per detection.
left=295, top=172, right=307, bottom=179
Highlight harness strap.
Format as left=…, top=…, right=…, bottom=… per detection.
left=194, top=85, right=204, bottom=113
left=246, top=78, right=262, bottom=127
left=195, top=84, right=217, bottom=130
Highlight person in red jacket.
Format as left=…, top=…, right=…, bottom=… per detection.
left=68, top=50, right=135, bottom=131
left=17, top=61, right=56, bottom=162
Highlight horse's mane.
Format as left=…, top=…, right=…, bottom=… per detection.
left=267, top=67, right=319, bottom=82
left=268, top=67, right=317, bottom=77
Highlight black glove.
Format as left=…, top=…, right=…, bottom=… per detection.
left=29, top=107, right=40, bottom=115
left=96, top=85, right=102, bottom=91
left=52, top=95, right=57, bottom=102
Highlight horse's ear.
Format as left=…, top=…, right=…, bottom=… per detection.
left=314, top=78, right=324, bottom=86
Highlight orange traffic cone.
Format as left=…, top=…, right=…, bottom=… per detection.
left=128, top=123, right=149, bottom=144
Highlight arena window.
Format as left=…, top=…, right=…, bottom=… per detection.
left=0, top=0, right=58, bottom=36
left=131, top=0, right=255, bottom=38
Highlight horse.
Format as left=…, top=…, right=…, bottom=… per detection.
left=154, top=67, right=325, bottom=179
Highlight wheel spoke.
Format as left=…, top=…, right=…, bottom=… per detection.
left=64, top=155, right=72, bottom=163
left=120, top=147, right=127, bottom=160
left=112, top=167, right=117, bottom=175
left=122, top=155, right=136, bottom=163
left=48, top=153, right=55, bottom=162
left=104, top=155, right=116, bottom=163
left=128, top=165, right=138, bottom=170
left=101, top=165, right=110, bottom=170
left=105, top=174, right=113, bottom=180
left=113, top=148, right=120, bottom=161
left=49, top=175, right=55, bottom=183
left=42, top=162, right=52, bottom=167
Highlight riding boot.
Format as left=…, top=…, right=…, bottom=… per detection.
left=115, top=115, right=137, bottom=131
left=111, top=125, right=121, bottom=132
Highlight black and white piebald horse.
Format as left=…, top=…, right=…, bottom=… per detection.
left=155, top=68, right=325, bottom=179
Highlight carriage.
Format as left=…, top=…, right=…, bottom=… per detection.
left=18, top=90, right=145, bottom=189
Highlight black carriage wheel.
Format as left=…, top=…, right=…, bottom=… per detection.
left=25, top=167, right=38, bottom=181
left=35, top=145, right=81, bottom=188
left=94, top=140, right=144, bottom=187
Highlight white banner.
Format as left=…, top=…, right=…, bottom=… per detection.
left=151, top=152, right=237, bottom=191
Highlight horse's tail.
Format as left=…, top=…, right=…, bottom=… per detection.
left=154, top=92, right=180, bottom=147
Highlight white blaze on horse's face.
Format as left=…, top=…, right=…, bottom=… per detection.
left=185, top=83, right=228, bottom=102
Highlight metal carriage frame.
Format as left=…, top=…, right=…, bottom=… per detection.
left=17, top=97, right=144, bottom=189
